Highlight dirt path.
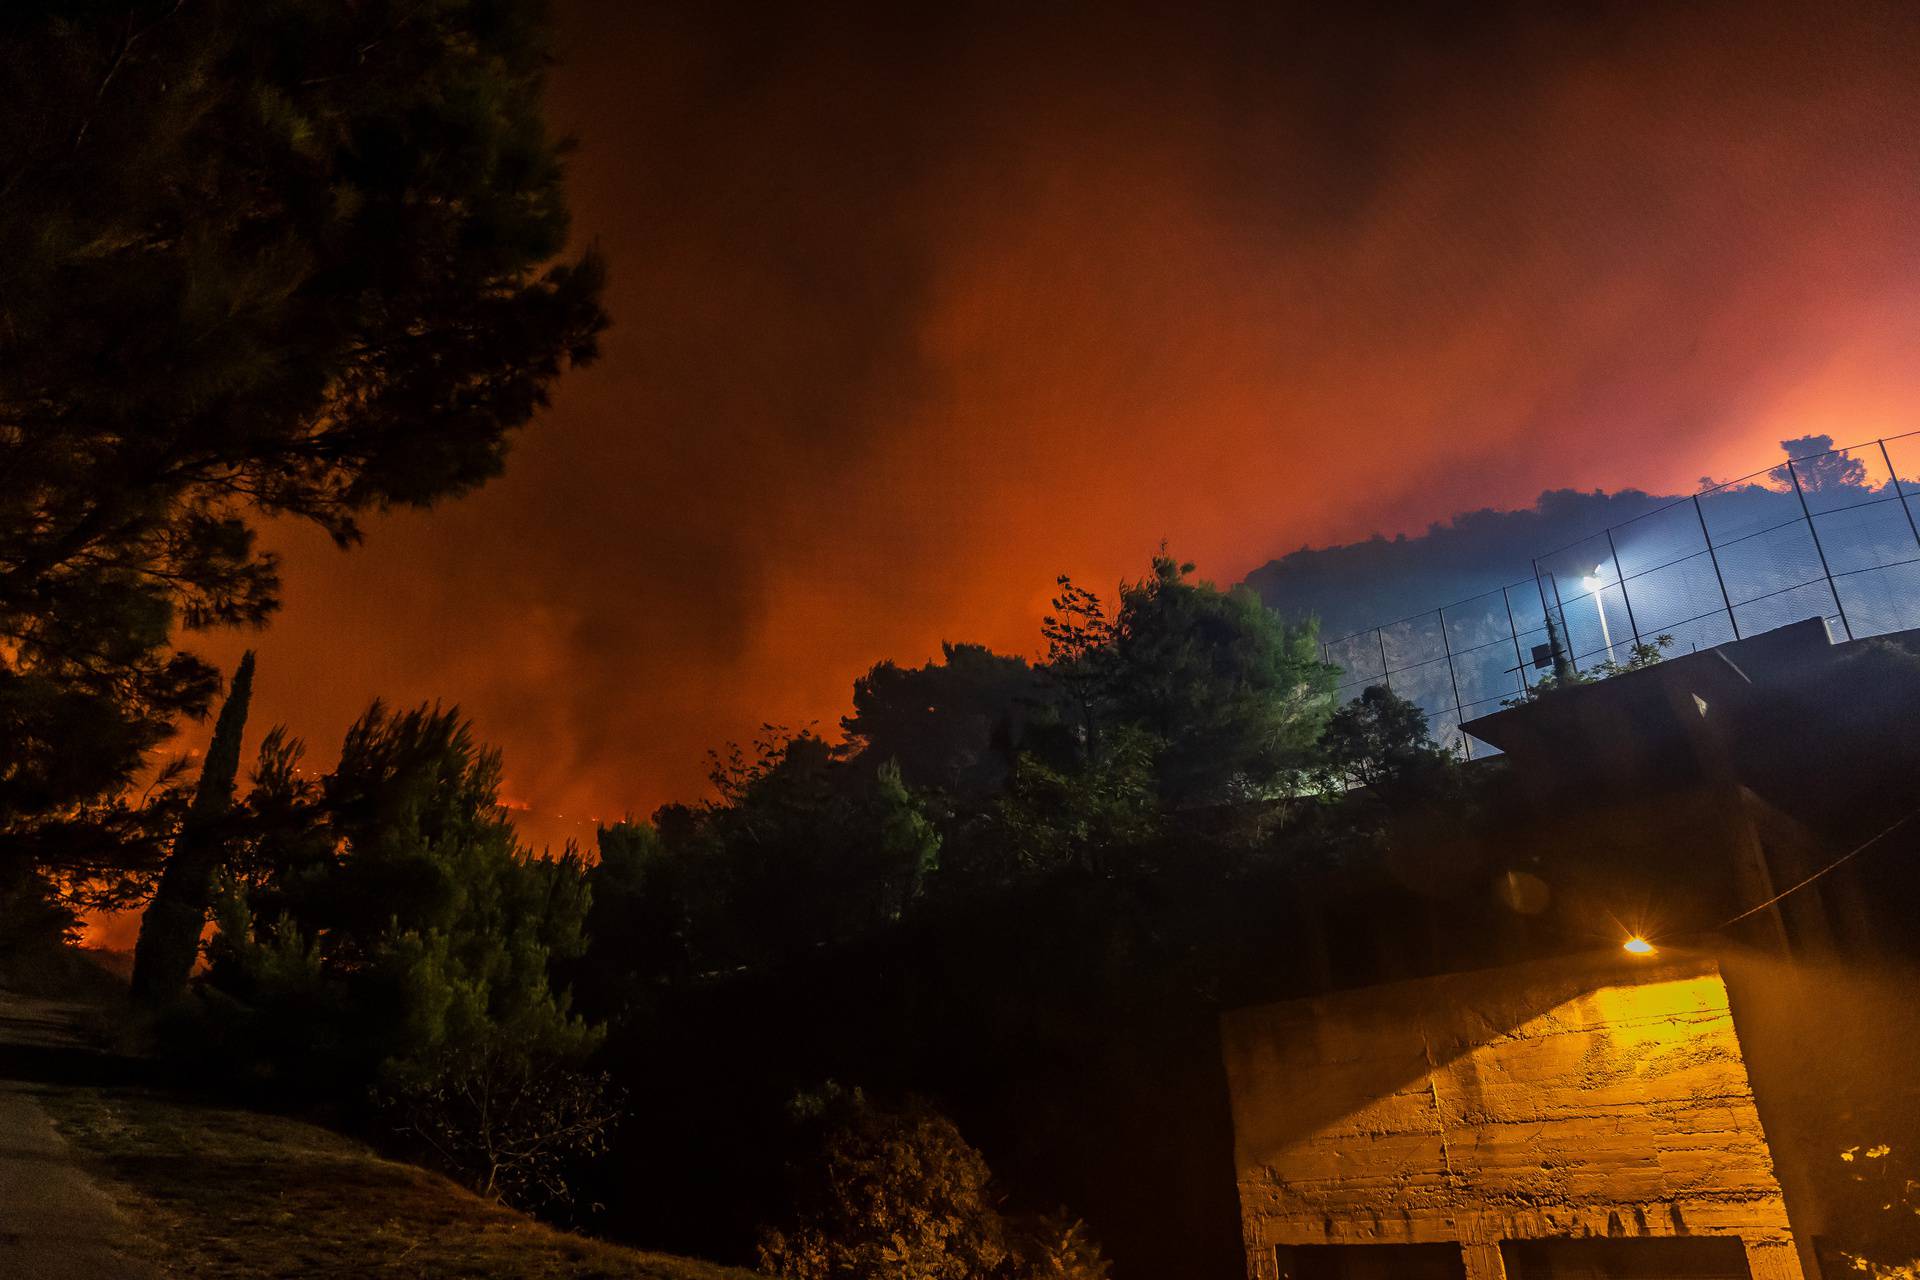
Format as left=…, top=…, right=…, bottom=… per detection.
left=0, top=991, right=160, bottom=1279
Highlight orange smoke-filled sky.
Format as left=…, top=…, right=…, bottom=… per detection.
left=181, top=0, right=1920, bottom=850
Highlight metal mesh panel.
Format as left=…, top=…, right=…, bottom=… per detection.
left=1317, top=433, right=1920, bottom=765
left=1611, top=500, right=1707, bottom=578
left=1654, top=611, right=1738, bottom=659
left=1426, top=707, right=1466, bottom=757
left=1386, top=653, right=1458, bottom=720
left=1697, top=474, right=1800, bottom=544
left=1701, top=491, right=1824, bottom=608
left=1809, top=498, right=1918, bottom=575
left=1731, top=578, right=1838, bottom=639
left=1618, top=551, right=1724, bottom=635
left=1796, top=442, right=1891, bottom=515
left=1835, top=559, right=1920, bottom=635
left=1449, top=633, right=1522, bottom=707
left=1326, top=630, right=1388, bottom=695
left=1378, top=613, right=1444, bottom=674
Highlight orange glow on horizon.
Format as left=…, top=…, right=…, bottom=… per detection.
left=105, top=1, right=1920, bottom=861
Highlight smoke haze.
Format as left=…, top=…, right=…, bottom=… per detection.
left=166, top=0, right=1920, bottom=852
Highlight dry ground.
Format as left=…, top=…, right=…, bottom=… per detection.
left=39, top=1077, right=756, bottom=1280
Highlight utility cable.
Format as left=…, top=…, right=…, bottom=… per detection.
left=1711, top=804, right=1920, bottom=932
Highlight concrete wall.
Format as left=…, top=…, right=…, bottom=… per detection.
left=1716, top=950, right=1920, bottom=1269
left=1220, top=952, right=1808, bottom=1280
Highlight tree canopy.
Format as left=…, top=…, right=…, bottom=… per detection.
left=120, top=547, right=1447, bottom=1272
left=1105, top=555, right=1336, bottom=806
left=1316, top=684, right=1454, bottom=798
left=202, top=702, right=609, bottom=1207
left=0, top=0, right=606, bottom=866
left=842, top=643, right=1043, bottom=803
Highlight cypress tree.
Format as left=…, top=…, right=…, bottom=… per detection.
left=131, top=651, right=256, bottom=1007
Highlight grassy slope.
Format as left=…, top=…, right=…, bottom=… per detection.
left=42, top=1083, right=757, bottom=1280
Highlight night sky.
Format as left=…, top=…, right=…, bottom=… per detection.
left=179, top=0, right=1920, bottom=854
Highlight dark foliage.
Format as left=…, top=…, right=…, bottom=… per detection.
left=1316, top=684, right=1455, bottom=799
left=843, top=644, right=1045, bottom=804
left=569, top=555, right=1357, bottom=1275
left=383, top=1040, right=624, bottom=1217
left=1106, top=556, right=1335, bottom=806
left=1040, top=576, right=1119, bottom=767
left=757, top=1085, right=1108, bottom=1280
left=196, top=702, right=606, bottom=1209
left=580, top=732, right=940, bottom=992
left=0, top=0, right=605, bottom=867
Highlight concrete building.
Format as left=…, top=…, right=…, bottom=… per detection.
left=1218, top=621, right=1920, bottom=1280
left=1223, top=953, right=1804, bottom=1280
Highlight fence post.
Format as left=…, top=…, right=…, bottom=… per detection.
left=1786, top=456, right=1854, bottom=641
left=1501, top=585, right=1530, bottom=694
left=1604, top=528, right=1641, bottom=648
left=1436, top=605, right=1470, bottom=759
left=1547, top=569, right=1577, bottom=672
left=1533, top=560, right=1574, bottom=680
left=1692, top=493, right=1740, bottom=639
left=1878, top=438, right=1920, bottom=554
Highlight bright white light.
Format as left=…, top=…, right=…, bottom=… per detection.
left=1623, top=936, right=1655, bottom=956
left=1583, top=565, right=1615, bottom=660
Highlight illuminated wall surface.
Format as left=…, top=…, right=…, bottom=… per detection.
left=1221, top=954, right=1807, bottom=1280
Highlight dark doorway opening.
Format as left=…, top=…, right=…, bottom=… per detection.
left=1500, top=1237, right=1754, bottom=1280
left=1279, top=1242, right=1469, bottom=1280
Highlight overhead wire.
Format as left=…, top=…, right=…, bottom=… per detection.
left=1709, top=804, right=1920, bottom=932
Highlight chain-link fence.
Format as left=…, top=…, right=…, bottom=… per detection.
left=1323, top=432, right=1920, bottom=758
left=1323, top=581, right=1552, bottom=758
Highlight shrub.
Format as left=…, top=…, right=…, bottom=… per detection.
left=758, top=1085, right=1107, bottom=1280
left=1828, top=1142, right=1920, bottom=1278
left=382, top=1037, right=623, bottom=1214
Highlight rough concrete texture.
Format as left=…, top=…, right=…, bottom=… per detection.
left=1220, top=952, right=1807, bottom=1280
